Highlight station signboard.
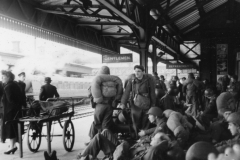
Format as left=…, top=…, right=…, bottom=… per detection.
left=102, top=54, right=133, bottom=63
left=166, top=64, right=196, bottom=69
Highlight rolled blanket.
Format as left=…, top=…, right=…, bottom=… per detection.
left=91, top=74, right=123, bottom=103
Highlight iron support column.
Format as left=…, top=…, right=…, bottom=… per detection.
left=139, top=42, right=148, bottom=73
left=152, top=41, right=157, bottom=73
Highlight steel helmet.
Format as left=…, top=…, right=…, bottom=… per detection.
left=118, top=110, right=129, bottom=123
left=147, top=107, right=163, bottom=117
left=204, top=88, right=214, bottom=98
left=227, top=112, right=240, bottom=126
left=186, top=141, right=218, bottom=160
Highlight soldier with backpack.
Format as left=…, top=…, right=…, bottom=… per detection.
left=120, top=65, right=156, bottom=137
left=87, top=66, right=123, bottom=143
left=183, top=73, right=202, bottom=117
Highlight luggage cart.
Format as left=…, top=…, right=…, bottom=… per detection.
left=7, top=97, right=86, bottom=158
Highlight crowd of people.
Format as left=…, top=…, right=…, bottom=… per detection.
left=75, top=65, right=240, bottom=160
left=1, top=66, right=240, bottom=160
left=0, top=70, right=59, bottom=154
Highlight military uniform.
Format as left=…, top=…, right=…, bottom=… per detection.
left=159, top=93, right=177, bottom=111
left=182, top=78, right=202, bottom=117
left=215, top=135, right=240, bottom=153
left=88, top=66, right=119, bottom=139
left=78, top=129, right=172, bottom=160
left=137, top=117, right=169, bottom=145
left=197, top=95, right=218, bottom=127
left=121, top=74, right=156, bottom=135
left=88, top=103, right=114, bottom=139
left=78, top=110, right=171, bottom=160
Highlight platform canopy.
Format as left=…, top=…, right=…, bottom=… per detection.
left=1, top=0, right=240, bottom=68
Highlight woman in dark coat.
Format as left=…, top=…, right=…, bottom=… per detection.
left=1, top=70, right=22, bottom=154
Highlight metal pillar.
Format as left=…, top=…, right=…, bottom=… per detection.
left=152, top=41, right=157, bottom=73
left=140, top=49, right=148, bottom=73
left=139, top=42, right=148, bottom=73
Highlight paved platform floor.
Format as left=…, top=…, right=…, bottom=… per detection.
left=0, top=115, right=94, bottom=160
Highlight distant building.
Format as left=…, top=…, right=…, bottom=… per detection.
left=0, top=51, right=24, bottom=69
left=56, top=63, right=92, bottom=78
left=0, top=51, right=92, bottom=78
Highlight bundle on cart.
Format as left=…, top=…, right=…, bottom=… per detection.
left=39, top=101, right=70, bottom=116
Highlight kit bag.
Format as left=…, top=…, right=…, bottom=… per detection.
left=133, top=79, right=150, bottom=110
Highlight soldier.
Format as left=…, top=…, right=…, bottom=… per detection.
left=159, top=87, right=179, bottom=111
left=137, top=107, right=169, bottom=141
left=183, top=73, right=202, bottom=117
left=75, top=131, right=176, bottom=160
left=196, top=87, right=218, bottom=128
left=75, top=107, right=171, bottom=160
left=215, top=112, right=240, bottom=153
left=87, top=66, right=123, bottom=144
left=120, top=65, right=156, bottom=137
left=39, top=77, right=59, bottom=101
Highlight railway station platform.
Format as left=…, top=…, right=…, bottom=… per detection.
left=0, top=105, right=95, bottom=160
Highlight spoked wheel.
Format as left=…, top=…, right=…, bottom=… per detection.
left=63, top=120, right=75, bottom=151
left=27, top=122, right=42, bottom=152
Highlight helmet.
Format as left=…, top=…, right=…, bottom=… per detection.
left=147, top=107, right=163, bottom=117
left=204, top=89, right=214, bottom=98
left=118, top=110, right=129, bottom=123
left=186, top=142, right=218, bottom=160
left=227, top=112, right=240, bottom=125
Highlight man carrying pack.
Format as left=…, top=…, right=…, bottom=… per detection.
left=87, top=66, right=123, bottom=144
left=120, top=65, right=156, bottom=137
left=183, top=73, right=202, bottom=117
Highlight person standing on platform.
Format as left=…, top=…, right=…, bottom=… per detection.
left=153, top=72, right=167, bottom=104
left=39, top=77, right=59, bottom=101
left=120, top=65, right=156, bottom=137
left=183, top=73, right=202, bottom=117
left=17, top=72, right=27, bottom=108
left=0, top=79, right=4, bottom=143
left=17, top=72, right=26, bottom=93
left=1, top=70, right=22, bottom=154
left=87, top=66, right=123, bottom=144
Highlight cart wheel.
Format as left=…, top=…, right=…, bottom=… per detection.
left=27, top=123, right=42, bottom=152
left=63, top=120, right=75, bottom=151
